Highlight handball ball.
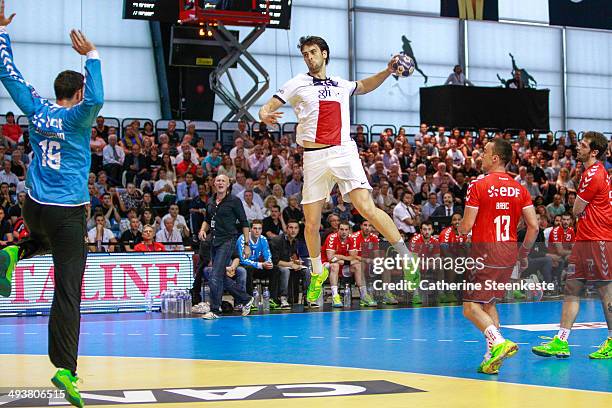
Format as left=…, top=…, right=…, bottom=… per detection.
left=391, top=54, right=415, bottom=78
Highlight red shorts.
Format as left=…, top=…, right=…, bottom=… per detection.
left=568, top=241, right=612, bottom=281
left=463, top=265, right=515, bottom=303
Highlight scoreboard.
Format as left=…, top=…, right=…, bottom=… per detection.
left=123, top=0, right=292, bottom=29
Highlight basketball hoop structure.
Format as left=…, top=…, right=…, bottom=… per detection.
left=179, top=1, right=271, bottom=121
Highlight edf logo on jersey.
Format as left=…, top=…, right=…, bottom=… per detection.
left=487, top=185, right=521, bottom=198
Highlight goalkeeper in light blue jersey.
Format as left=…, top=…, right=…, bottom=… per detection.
left=0, top=1, right=103, bottom=407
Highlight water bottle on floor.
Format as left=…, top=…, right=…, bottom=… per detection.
left=343, top=284, right=352, bottom=308
left=262, top=286, right=270, bottom=312
left=145, top=290, right=153, bottom=313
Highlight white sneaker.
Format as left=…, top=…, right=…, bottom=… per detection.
left=191, top=302, right=210, bottom=314
left=242, top=297, right=254, bottom=316
left=201, top=311, right=219, bottom=320
left=280, top=296, right=290, bottom=309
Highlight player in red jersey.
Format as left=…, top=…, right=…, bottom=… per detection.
left=533, top=131, right=612, bottom=360
left=438, top=212, right=468, bottom=303
left=346, top=220, right=379, bottom=307
left=259, top=36, right=414, bottom=305
left=548, top=212, right=575, bottom=257
left=406, top=221, right=440, bottom=305
left=322, top=221, right=355, bottom=307
left=459, top=139, right=539, bottom=374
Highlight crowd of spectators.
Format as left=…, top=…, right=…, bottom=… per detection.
left=1, top=111, right=609, bottom=309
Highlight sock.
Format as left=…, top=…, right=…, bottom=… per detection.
left=392, top=238, right=411, bottom=258
left=484, top=338, right=493, bottom=360
left=331, top=286, right=338, bottom=297
left=557, top=327, right=571, bottom=342
left=310, top=255, right=322, bottom=275
left=359, top=286, right=367, bottom=299
left=484, top=325, right=505, bottom=347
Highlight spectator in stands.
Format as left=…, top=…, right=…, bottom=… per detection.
left=559, top=147, right=576, bottom=168
left=556, top=167, right=575, bottom=191
left=546, top=194, right=565, bottom=221
left=541, top=132, right=557, bottom=154
left=270, top=184, right=288, bottom=211
left=88, top=214, right=117, bottom=252
left=10, top=149, right=25, bottom=181
left=120, top=216, right=142, bottom=252
left=393, top=191, right=418, bottom=239
left=447, top=139, right=465, bottom=167
left=283, top=194, right=303, bottom=226
left=189, top=183, right=208, bottom=237
left=229, top=137, right=248, bottom=160
left=162, top=203, right=190, bottom=238
left=100, top=192, right=121, bottom=234
left=154, top=168, right=176, bottom=204
left=94, top=115, right=109, bottom=141
left=142, top=121, right=155, bottom=141
left=248, top=145, right=268, bottom=178
left=217, top=154, right=236, bottom=181
left=177, top=172, right=198, bottom=214
left=122, top=121, right=143, bottom=152
left=160, top=152, right=177, bottom=183
left=123, top=143, right=147, bottom=186
left=0, top=183, right=13, bottom=213
left=432, top=191, right=462, bottom=218
left=421, top=192, right=439, bottom=221
left=0, top=160, right=18, bottom=188
left=118, top=182, right=143, bottom=215
left=241, top=189, right=264, bottom=222
left=2, top=112, right=21, bottom=146
left=156, top=217, right=184, bottom=251
left=140, top=208, right=160, bottom=232
left=176, top=149, right=197, bottom=178
left=284, top=168, right=303, bottom=198
left=89, top=128, right=106, bottom=173
left=0, top=207, right=13, bottom=246
left=134, top=225, right=166, bottom=252
left=88, top=184, right=101, bottom=209
left=566, top=191, right=576, bottom=212
left=95, top=171, right=110, bottom=196
left=231, top=170, right=247, bottom=197
left=524, top=172, right=541, bottom=199
left=269, top=219, right=310, bottom=308
left=263, top=204, right=285, bottom=239
left=176, top=141, right=198, bottom=165
left=505, top=69, right=525, bottom=89
left=8, top=191, right=25, bottom=225
left=445, top=65, right=473, bottom=86
left=332, top=193, right=353, bottom=222
left=102, top=134, right=125, bottom=185
left=267, top=156, right=284, bottom=185
left=161, top=120, right=180, bottom=147
left=232, top=119, right=250, bottom=141
left=184, top=122, right=199, bottom=144
left=321, top=213, right=340, bottom=240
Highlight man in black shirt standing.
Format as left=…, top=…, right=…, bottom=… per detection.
left=199, top=174, right=253, bottom=319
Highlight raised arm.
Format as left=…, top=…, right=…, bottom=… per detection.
left=258, top=97, right=284, bottom=126
left=0, top=1, right=44, bottom=117
left=354, top=56, right=395, bottom=95
left=64, top=30, right=104, bottom=128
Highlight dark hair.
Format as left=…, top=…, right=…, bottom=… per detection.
left=286, top=219, right=300, bottom=227
left=339, top=220, right=351, bottom=229
left=251, top=219, right=263, bottom=227
left=298, top=36, right=330, bottom=65
left=420, top=221, right=433, bottom=228
left=583, top=131, right=608, bottom=161
left=5, top=111, right=14, bottom=117
left=489, top=138, right=513, bottom=165
left=54, top=70, right=85, bottom=100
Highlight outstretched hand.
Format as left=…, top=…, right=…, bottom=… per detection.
left=0, top=0, right=16, bottom=26
left=70, top=29, right=96, bottom=55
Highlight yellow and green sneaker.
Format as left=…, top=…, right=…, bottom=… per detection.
left=306, top=266, right=329, bottom=303
left=532, top=336, right=570, bottom=358
left=479, top=339, right=518, bottom=374
left=331, top=294, right=343, bottom=308
left=589, top=338, right=612, bottom=359
left=359, top=293, right=378, bottom=307
left=0, top=245, right=19, bottom=297
left=51, top=368, right=84, bottom=408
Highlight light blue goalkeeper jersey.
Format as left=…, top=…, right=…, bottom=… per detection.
left=0, top=28, right=103, bottom=206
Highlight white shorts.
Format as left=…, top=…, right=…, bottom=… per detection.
left=301, top=141, right=371, bottom=205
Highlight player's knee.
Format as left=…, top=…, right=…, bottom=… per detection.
left=563, top=279, right=584, bottom=297
left=462, top=302, right=476, bottom=318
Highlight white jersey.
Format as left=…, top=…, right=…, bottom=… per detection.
left=274, top=73, right=357, bottom=147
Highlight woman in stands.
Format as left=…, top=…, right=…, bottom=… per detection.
left=271, top=184, right=288, bottom=211
left=217, top=154, right=236, bottom=182
left=160, top=153, right=176, bottom=183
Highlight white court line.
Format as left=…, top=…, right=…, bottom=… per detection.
left=360, top=337, right=376, bottom=340
left=257, top=335, right=272, bottom=338
left=127, top=333, right=141, bottom=336
left=412, top=338, right=427, bottom=341
left=569, top=344, right=580, bottom=347
left=310, top=336, right=325, bottom=339
left=464, top=340, right=478, bottom=343
left=232, top=334, right=247, bottom=337
left=386, top=338, right=402, bottom=341
left=335, top=336, right=350, bottom=339
left=103, top=333, right=115, bottom=336
left=283, top=335, right=298, bottom=338
left=24, top=332, right=37, bottom=335
left=80, top=332, right=89, bottom=335
left=154, top=333, right=168, bottom=336
left=438, top=339, right=453, bottom=342
left=180, top=334, right=193, bottom=336
left=516, top=342, right=529, bottom=345
left=0, top=332, right=11, bottom=335
left=205, top=334, right=220, bottom=337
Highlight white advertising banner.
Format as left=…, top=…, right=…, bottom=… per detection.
left=0, top=252, right=194, bottom=314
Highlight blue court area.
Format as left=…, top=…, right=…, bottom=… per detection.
left=1, top=300, right=610, bottom=394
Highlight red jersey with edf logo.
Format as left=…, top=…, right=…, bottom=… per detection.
left=465, top=172, right=533, bottom=243
left=548, top=226, right=575, bottom=254
left=321, top=232, right=350, bottom=263
left=409, top=234, right=440, bottom=256
left=349, top=232, right=379, bottom=256
left=575, top=162, right=612, bottom=241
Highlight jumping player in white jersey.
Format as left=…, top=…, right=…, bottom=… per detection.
left=259, top=36, right=412, bottom=303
